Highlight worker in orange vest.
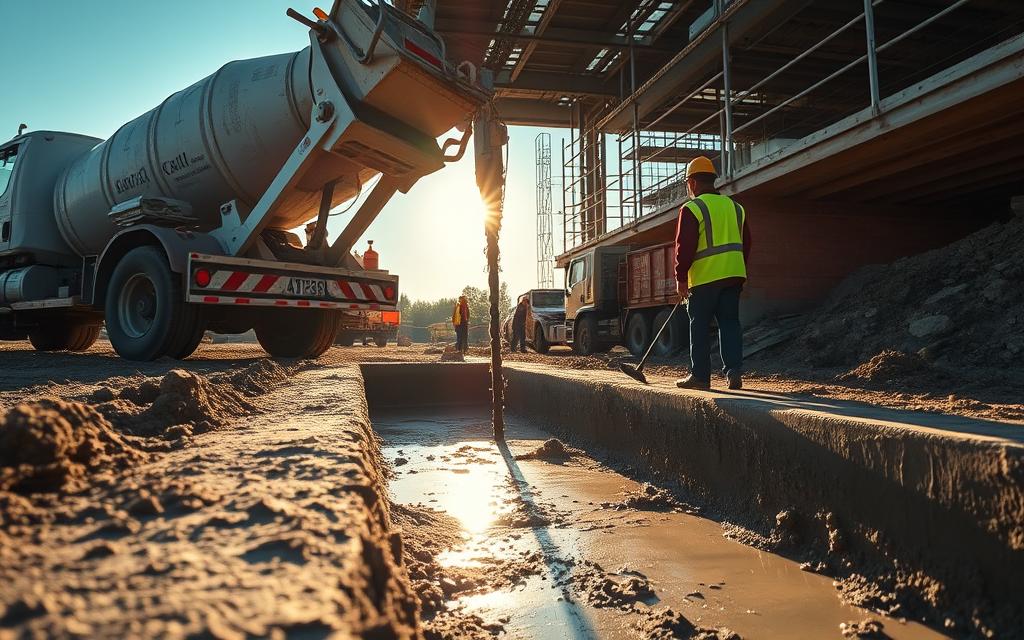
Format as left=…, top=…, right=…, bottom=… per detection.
left=452, top=295, right=470, bottom=353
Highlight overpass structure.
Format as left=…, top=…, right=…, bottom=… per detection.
left=412, top=0, right=1024, bottom=316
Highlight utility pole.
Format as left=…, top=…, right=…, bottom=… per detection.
left=474, top=88, right=509, bottom=442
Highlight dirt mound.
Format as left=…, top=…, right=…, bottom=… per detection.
left=515, top=438, right=571, bottom=461
left=570, top=561, right=656, bottom=609
left=0, top=399, right=145, bottom=494
left=839, top=618, right=886, bottom=638
left=603, top=483, right=691, bottom=512
left=838, top=350, right=947, bottom=387
left=634, top=608, right=741, bottom=640
left=768, top=216, right=1024, bottom=380
left=439, top=345, right=464, bottom=362
left=224, top=359, right=290, bottom=394
left=94, top=362, right=289, bottom=440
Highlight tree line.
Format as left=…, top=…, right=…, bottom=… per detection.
left=398, top=284, right=512, bottom=339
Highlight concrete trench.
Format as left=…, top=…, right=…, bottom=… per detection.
left=359, top=361, right=1024, bottom=637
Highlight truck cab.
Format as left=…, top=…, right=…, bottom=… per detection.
left=0, top=132, right=107, bottom=346
left=563, top=245, right=628, bottom=354
left=503, top=288, right=567, bottom=353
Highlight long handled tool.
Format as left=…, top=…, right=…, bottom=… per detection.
left=619, top=300, right=683, bottom=384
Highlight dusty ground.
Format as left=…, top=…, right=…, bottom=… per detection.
left=0, top=338, right=1011, bottom=638
left=7, top=331, right=1016, bottom=425
left=466, top=346, right=1024, bottom=424
left=0, top=346, right=420, bottom=638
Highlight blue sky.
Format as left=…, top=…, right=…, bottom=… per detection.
left=0, top=0, right=566, bottom=301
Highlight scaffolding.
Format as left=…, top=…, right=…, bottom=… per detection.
left=562, top=122, right=719, bottom=251
left=552, top=0, right=1016, bottom=253
left=535, top=132, right=555, bottom=288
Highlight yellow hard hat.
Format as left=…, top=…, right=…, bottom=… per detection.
left=686, top=155, right=716, bottom=179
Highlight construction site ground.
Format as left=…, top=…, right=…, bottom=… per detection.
left=2, top=339, right=1021, bottom=638
left=475, top=346, right=1024, bottom=425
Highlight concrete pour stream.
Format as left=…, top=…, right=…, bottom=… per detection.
left=374, top=407, right=947, bottom=639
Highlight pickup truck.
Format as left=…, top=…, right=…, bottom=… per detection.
left=501, top=288, right=567, bottom=353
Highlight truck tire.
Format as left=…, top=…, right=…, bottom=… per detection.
left=256, top=309, right=341, bottom=358
left=533, top=323, right=550, bottom=354
left=651, top=307, right=686, bottom=357
left=28, top=322, right=100, bottom=352
left=167, top=314, right=208, bottom=360
left=374, top=335, right=388, bottom=348
left=624, top=312, right=653, bottom=358
left=572, top=315, right=598, bottom=356
left=106, top=246, right=200, bottom=361
left=337, top=332, right=356, bottom=347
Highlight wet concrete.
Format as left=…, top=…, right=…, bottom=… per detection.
left=375, top=407, right=946, bottom=639
left=503, top=363, right=1024, bottom=634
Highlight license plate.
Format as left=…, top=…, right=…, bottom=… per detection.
left=285, top=277, right=328, bottom=298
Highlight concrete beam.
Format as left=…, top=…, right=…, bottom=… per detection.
left=493, top=98, right=572, bottom=127
left=725, top=33, right=1024, bottom=199
left=494, top=70, right=618, bottom=97
left=436, top=25, right=663, bottom=51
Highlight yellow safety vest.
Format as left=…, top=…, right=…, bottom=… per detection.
left=684, top=193, right=747, bottom=288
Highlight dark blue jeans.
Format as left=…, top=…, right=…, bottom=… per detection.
left=687, top=283, right=743, bottom=382
left=511, top=324, right=527, bottom=351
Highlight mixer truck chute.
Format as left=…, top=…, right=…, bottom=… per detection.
left=0, top=0, right=489, bottom=360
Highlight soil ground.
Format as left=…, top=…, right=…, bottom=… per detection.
left=0, top=338, right=1013, bottom=638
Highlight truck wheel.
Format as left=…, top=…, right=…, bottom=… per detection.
left=28, top=322, right=100, bottom=352
left=168, top=313, right=208, bottom=360
left=106, top=246, right=200, bottom=361
left=374, top=335, right=388, bottom=348
left=533, top=323, right=550, bottom=354
left=572, top=316, right=598, bottom=356
left=336, top=332, right=356, bottom=347
left=624, top=312, right=652, bottom=358
left=256, top=309, right=341, bottom=358
left=651, top=307, right=686, bottom=357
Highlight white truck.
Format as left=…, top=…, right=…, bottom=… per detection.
left=0, top=0, right=487, bottom=360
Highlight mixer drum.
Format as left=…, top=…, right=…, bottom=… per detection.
left=54, top=49, right=322, bottom=256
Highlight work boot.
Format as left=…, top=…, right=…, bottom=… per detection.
left=727, top=370, right=743, bottom=390
left=675, top=375, right=710, bottom=390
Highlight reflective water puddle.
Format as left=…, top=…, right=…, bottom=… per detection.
left=375, top=408, right=947, bottom=640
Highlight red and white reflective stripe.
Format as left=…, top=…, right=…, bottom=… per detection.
left=189, top=294, right=385, bottom=310
left=197, top=269, right=390, bottom=302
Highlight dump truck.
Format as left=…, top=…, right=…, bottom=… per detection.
left=0, top=0, right=487, bottom=361
left=336, top=309, right=401, bottom=347
left=564, top=243, right=686, bottom=357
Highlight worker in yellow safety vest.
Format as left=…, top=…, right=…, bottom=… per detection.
left=673, top=156, right=751, bottom=390
left=452, top=295, right=470, bottom=353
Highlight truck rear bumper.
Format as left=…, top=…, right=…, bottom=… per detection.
left=186, top=253, right=398, bottom=311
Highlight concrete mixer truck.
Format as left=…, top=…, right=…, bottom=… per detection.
left=0, top=0, right=490, bottom=360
